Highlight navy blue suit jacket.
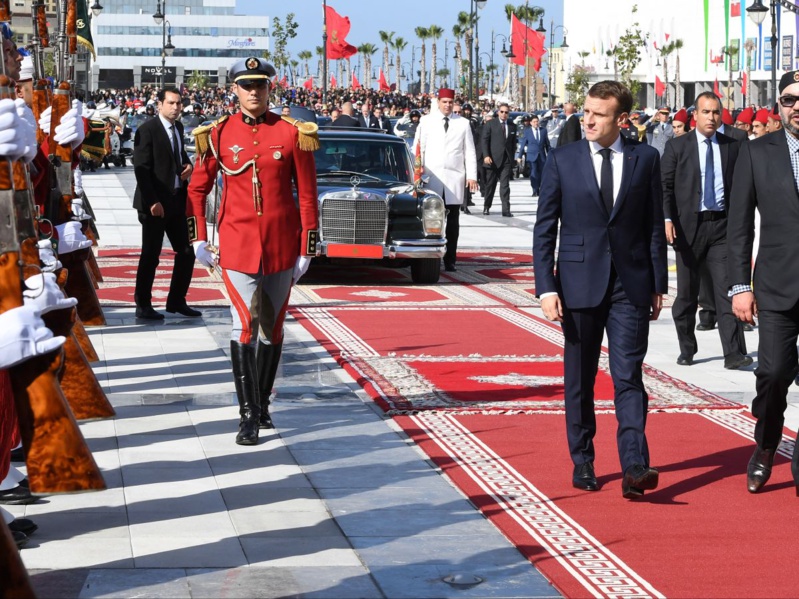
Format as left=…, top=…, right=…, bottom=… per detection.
left=517, top=126, right=550, bottom=163
left=533, top=137, right=668, bottom=309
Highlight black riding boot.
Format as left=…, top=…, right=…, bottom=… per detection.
left=256, top=341, right=282, bottom=429
left=230, top=341, right=260, bottom=445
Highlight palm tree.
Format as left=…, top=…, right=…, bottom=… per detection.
left=379, top=30, right=395, bottom=84
left=315, top=45, right=324, bottom=82
left=358, top=43, right=378, bottom=88
left=298, top=50, right=312, bottom=79
left=457, top=11, right=473, bottom=95
left=722, top=44, right=739, bottom=110
left=415, top=26, right=429, bottom=93
left=428, top=25, right=444, bottom=92
left=392, top=36, right=407, bottom=93
left=744, top=38, right=756, bottom=104
left=451, top=23, right=466, bottom=94
left=504, top=4, right=521, bottom=106
left=290, top=59, right=299, bottom=86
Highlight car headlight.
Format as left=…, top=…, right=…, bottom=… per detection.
left=422, top=195, right=445, bottom=236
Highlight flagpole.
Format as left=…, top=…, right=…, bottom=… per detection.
left=322, top=0, right=328, bottom=104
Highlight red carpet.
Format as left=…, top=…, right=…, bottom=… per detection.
left=398, top=411, right=799, bottom=598
left=95, top=247, right=228, bottom=306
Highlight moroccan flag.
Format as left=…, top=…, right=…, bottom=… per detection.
left=510, top=13, right=546, bottom=71
left=731, top=1, right=741, bottom=17
left=741, top=70, right=748, bottom=93
left=655, top=75, right=665, bottom=97
left=303, top=77, right=313, bottom=90
left=378, top=68, right=390, bottom=91
left=714, top=78, right=724, bottom=98
left=325, top=5, right=357, bottom=60
left=279, top=75, right=288, bottom=87
left=413, top=137, right=422, bottom=191
left=76, top=0, right=95, bottom=59
left=331, top=74, right=337, bottom=88
left=352, top=72, right=361, bottom=89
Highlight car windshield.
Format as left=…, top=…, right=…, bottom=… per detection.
left=314, top=138, right=412, bottom=184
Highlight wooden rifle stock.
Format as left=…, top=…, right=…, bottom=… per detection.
left=0, top=0, right=10, bottom=22
left=37, top=3, right=50, bottom=47
left=32, top=80, right=50, bottom=147
left=66, top=0, right=76, bottom=55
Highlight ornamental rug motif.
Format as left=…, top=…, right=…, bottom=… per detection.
left=293, top=305, right=741, bottom=414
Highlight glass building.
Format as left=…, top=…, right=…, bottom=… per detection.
left=90, top=0, right=269, bottom=89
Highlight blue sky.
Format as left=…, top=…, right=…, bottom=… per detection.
left=235, top=0, right=564, bottom=78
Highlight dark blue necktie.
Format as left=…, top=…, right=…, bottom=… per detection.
left=599, top=148, right=613, bottom=215
left=703, top=138, right=716, bottom=210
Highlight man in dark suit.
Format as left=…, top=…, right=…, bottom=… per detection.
left=533, top=81, right=668, bottom=500
left=661, top=91, right=750, bottom=370
left=481, top=102, right=517, bottom=216
left=329, top=101, right=360, bottom=128
left=373, top=105, right=392, bottom=133
left=358, top=101, right=380, bottom=130
left=728, top=70, right=799, bottom=495
left=556, top=102, right=582, bottom=147
left=516, top=113, right=550, bottom=195
left=132, top=86, right=199, bottom=320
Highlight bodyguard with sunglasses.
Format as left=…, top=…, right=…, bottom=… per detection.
left=480, top=103, right=517, bottom=216
left=728, top=70, right=799, bottom=496
left=186, top=57, right=319, bottom=446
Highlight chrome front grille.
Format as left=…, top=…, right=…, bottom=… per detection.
left=320, top=197, right=387, bottom=244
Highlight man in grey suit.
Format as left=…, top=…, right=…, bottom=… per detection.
left=646, top=107, right=674, bottom=156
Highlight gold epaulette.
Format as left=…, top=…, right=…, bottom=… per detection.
left=280, top=115, right=320, bottom=152
left=193, top=115, right=229, bottom=160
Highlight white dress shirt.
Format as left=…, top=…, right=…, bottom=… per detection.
left=159, top=113, right=182, bottom=188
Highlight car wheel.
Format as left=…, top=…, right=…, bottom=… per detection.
left=410, top=258, right=440, bottom=284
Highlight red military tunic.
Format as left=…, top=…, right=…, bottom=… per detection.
left=187, top=111, right=318, bottom=275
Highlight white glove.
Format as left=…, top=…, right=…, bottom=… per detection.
left=23, top=272, right=78, bottom=314
left=0, top=304, right=66, bottom=369
left=37, top=239, right=62, bottom=272
left=53, top=101, right=86, bottom=149
left=193, top=240, right=217, bottom=269
left=71, top=198, right=90, bottom=221
left=0, top=99, right=28, bottom=161
left=37, top=105, right=52, bottom=135
left=73, top=167, right=84, bottom=196
left=55, top=221, right=92, bottom=254
left=14, top=99, right=38, bottom=164
left=292, top=255, right=312, bottom=284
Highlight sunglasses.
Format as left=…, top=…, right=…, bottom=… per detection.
left=779, top=95, right=799, bottom=108
left=498, top=110, right=509, bottom=114
left=238, top=80, right=268, bottom=90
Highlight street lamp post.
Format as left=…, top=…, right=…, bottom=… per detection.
left=746, top=0, right=776, bottom=104
left=489, top=32, right=512, bottom=102
left=548, top=22, right=568, bottom=108
left=153, top=0, right=175, bottom=89
left=468, top=0, right=487, bottom=102
left=523, top=10, right=546, bottom=111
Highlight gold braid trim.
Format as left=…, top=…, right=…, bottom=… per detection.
left=193, top=115, right=229, bottom=162
left=280, top=115, right=320, bottom=152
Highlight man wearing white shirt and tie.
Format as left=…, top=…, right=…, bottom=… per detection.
left=414, top=88, right=478, bottom=271
left=517, top=113, right=551, bottom=196
left=481, top=102, right=517, bottom=216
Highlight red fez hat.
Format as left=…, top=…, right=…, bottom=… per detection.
left=437, top=88, right=455, bottom=99
left=769, top=104, right=781, bottom=121
left=754, top=109, right=769, bottom=125
left=736, top=107, right=753, bottom=125
left=672, top=108, right=688, bottom=124
left=721, top=108, right=734, bottom=126
left=690, top=114, right=697, bottom=128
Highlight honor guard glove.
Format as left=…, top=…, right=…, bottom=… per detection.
left=23, top=272, right=78, bottom=314
left=37, top=239, right=62, bottom=272
left=54, top=221, right=93, bottom=254
left=14, top=99, right=38, bottom=164
left=0, top=304, right=66, bottom=369
left=37, top=105, right=51, bottom=135
left=73, top=168, right=84, bottom=197
left=292, top=255, right=312, bottom=284
left=70, top=198, right=90, bottom=221
left=53, top=100, right=86, bottom=149
left=0, top=99, right=30, bottom=162
left=193, top=240, right=217, bottom=269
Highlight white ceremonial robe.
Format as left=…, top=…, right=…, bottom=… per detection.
left=413, top=113, right=477, bottom=206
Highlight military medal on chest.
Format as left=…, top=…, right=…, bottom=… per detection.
left=229, top=145, right=244, bottom=164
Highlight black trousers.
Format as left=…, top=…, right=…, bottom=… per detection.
left=483, top=157, right=512, bottom=214
left=561, top=271, right=651, bottom=471
left=697, top=261, right=717, bottom=326
left=134, top=192, right=195, bottom=308
left=751, top=304, right=799, bottom=449
left=444, top=205, right=460, bottom=267
left=672, top=216, right=746, bottom=359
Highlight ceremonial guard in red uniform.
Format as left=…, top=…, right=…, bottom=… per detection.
left=187, top=57, right=319, bottom=446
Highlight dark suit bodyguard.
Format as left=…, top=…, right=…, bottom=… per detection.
left=661, top=92, right=750, bottom=370
left=728, top=70, right=799, bottom=495
left=480, top=102, right=517, bottom=216
left=132, top=86, right=198, bottom=320
left=534, top=81, right=668, bottom=499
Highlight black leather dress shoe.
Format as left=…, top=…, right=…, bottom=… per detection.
left=444, top=263, right=457, bottom=272
left=696, top=322, right=716, bottom=331
left=622, top=464, right=659, bottom=499
left=165, top=304, right=202, bottom=317
left=135, top=306, right=164, bottom=320
left=259, top=409, right=274, bottom=429
left=8, top=518, right=38, bottom=536
left=482, top=209, right=490, bottom=215
left=724, top=354, right=753, bottom=370
left=502, top=213, right=514, bottom=217
left=460, top=205, right=471, bottom=214
left=747, top=446, right=776, bottom=493
left=0, top=485, right=36, bottom=505
left=12, top=530, right=28, bottom=549
left=9, top=446, right=24, bottom=462
left=572, top=462, right=599, bottom=491
left=676, top=353, right=694, bottom=366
